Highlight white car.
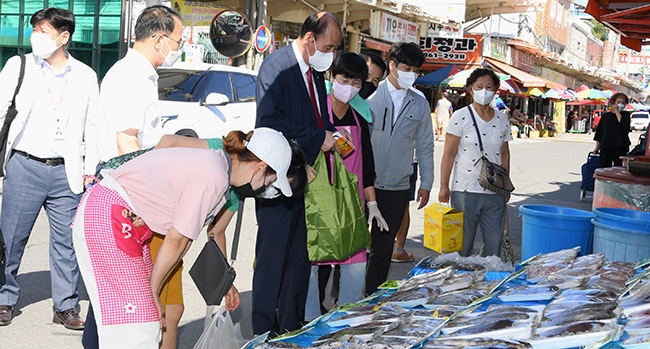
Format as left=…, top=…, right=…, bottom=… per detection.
left=157, top=62, right=257, bottom=138
left=630, top=111, right=650, bottom=131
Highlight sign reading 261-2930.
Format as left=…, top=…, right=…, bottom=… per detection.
left=254, top=25, right=271, bottom=53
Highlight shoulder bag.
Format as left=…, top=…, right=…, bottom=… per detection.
left=305, top=151, right=370, bottom=262
left=467, top=106, right=515, bottom=196
left=189, top=200, right=243, bottom=305
left=0, top=54, right=26, bottom=177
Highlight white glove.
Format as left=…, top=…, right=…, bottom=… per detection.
left=367, top=201, right=389, bottom=232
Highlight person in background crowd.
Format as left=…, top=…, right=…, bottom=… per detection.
left=433, top=91, right=453, bottom=141
left=493, top=91, right=508, bottom=112
left=365, top=42, right=434, bottom=295
left=358, top=52, right=387, bottom=99
left=0, top=7, right=99, bottom=329
left=254, top=11, right=343, bottom=336
left=438, top=68, right=512, bottom=257
left=566, top=110, right=576, bottom=132
left=73, top=129, right=304, bottom=347
left=510, top=105, right=527, bottom=138
left=87, top=5, right=185, bottom=348
left=593, top=92, right=631, bottom=168
left=305, top=53, right=387, bottom=321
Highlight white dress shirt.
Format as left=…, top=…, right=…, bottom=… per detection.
left=291, top=41, right=322, bottom=113
left=97, top=49, right=160, bottom=162
left=13, top=59, right=72, bottom=158
left=387, top=79, right=407, bottom=125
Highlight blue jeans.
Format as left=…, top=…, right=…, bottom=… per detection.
left=0, top=152, right=82, bottom=311
left=305, top=262, right=366, bottom=321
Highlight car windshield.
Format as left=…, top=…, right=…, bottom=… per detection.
left=632, top=113, right=649, bottom=119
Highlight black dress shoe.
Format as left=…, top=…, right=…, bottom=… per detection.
left=0, top=305, right=13, bottom=326
left=53, top=308, right=85, bottom=330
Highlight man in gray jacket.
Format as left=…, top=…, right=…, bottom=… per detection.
left=365, top=42, right=434, bottom=295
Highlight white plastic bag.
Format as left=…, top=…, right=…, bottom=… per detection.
left=192, top=305, right=246, bottom=349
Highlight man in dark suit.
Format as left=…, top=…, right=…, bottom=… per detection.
left=253, top=12, right=342, bottom=336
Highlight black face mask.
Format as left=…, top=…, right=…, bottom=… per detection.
left=358, top=81, right=377, bottom=99
left=232, top=172, right=268, bottom=198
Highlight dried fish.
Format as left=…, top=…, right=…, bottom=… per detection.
left=425, top=337, right=532, bottom=348
left=255, top=343, right=303, bottom=349
left=446, top=319, right=518, bottom=335
left=383, top=287, right=432, bottom=303
left=625, top=317, right=650, bottom=331
left=534, top=321, right=617, bottom=338
left=400, top=266, right=454, bottom=290
left=586, top=275, right=627, bottom=294
left=527, top=262, right=570, bottom=280
left=622, top=333, right=650, bottom=345
left=316, top=320, right=399, bottom=344
left=558, top=288, right=617, bottom=302
left=427, top=289, right=487, bottom=307
left=449, top=311, right=534, bottom=327
left=570, top=254, right=605, bottom=270
left=627, top=307, right=650, bottom=319
left=541, top=308, right=617, bottom=327
left=439, top=273, right=476, bottom=293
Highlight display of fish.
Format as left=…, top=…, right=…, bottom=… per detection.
left=627, top=307, right=650, bottom=319
left=384, top=320, right=442, bottom=337
left=485, top=305, right=544, bottom=315
left=417, top=253, right=515, bottom=273
left=545, top=299, right=618, bottom=315
left=424, top=337, right=532, bottom=348
left=365, top=335, right=420, bottom=349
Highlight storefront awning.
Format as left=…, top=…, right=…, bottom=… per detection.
left=585, top=0, right=650, bottom=51
left=483, top=57, right=547, bottom=88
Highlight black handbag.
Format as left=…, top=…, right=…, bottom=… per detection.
left=189, top=200, right=243, bottom=305
left=0, top=54, right=26, bottom=177
left=467, top=106, right=515, bottom=196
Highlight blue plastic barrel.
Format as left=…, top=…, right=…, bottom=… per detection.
left=593, top=208, right=650, bottom=232
left=519, top=205, right=595, bottom=260
left=592, top=219, right=650, bottom=263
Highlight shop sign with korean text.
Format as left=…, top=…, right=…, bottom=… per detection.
left=175, top=0, right=235, bottom=26
left=420, top=22, right=463, bottom=38
left=419, top=33, right=483, bottom=64
left=370, top=11, right=419, bottom=43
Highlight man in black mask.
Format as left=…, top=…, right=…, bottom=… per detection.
left=358, top=52, right=387, bottom=99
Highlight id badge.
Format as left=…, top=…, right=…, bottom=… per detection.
left=54, top=118, right=65, bottom=141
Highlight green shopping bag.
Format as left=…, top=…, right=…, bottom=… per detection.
left=305, top=151, right=370, bottom=262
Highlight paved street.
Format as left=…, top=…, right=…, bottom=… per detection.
left=0, top=131, right=643, bottom=348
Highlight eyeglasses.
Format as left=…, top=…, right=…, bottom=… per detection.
left=155, top=33, right=185, bottom=50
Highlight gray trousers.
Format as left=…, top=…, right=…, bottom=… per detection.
left=450, top=191, right=506, bottom=257
left=0, top=152, right=82, bottom=311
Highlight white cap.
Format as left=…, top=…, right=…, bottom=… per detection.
left=245, top=127, right=293, bottom=197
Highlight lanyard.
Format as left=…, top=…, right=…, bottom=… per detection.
left=40, top=63, right=70, bottom=113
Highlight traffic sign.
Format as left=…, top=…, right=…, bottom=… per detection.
left=254, top=25, right=271, bottom=53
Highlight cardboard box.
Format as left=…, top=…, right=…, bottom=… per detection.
left=423, top=203, right=463, bottom=253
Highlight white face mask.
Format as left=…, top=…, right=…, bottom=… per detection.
left=332, top=80, right=360, bottom=104
left=308, top=39, right=334, bottom=72
left=30, top=32, right=63, bottom=59
left=617, top=103, right=625, bottom=111
left=160, top=38, right=183, bottom=68
left=473, top=89, right=496, bottom=105
left=395, top=69, right=417, bottom=90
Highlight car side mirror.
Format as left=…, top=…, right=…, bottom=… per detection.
left=203, top=93, right=230, bottom=106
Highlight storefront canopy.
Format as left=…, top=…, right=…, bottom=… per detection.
left=415, top=64, right=461, bottom=86
left=484, top=57, right=548, bottom=88
left=585, top=0, right=650, bottom=51
left=465, top=0, right=545, bottom=22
